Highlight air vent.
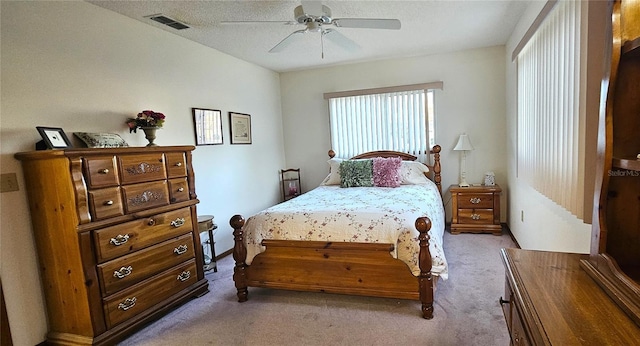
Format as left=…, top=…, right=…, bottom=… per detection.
left=145, top=14, right=190, bottom=30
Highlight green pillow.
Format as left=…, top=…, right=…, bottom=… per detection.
left=340, top=159, right=373, bottom=188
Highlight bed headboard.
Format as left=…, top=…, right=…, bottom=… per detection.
left=327, top=145, right=442, bottom=196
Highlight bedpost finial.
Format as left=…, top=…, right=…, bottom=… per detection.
left=328, top=150, right=336, bottom=158
left=415, top=217, right=432, bottom=233
left=432, top=145, right=441, bottom=154
left=230, top=214, right=245, bottom=229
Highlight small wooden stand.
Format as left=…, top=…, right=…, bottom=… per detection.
left=280, top=168, right=301, bottom=202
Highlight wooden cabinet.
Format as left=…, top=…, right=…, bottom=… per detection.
left=450, top=184, right=501, bottom=235
left=580, top=0, right=640, bottom=327
left=501, top=249, right=640, bottom=345
left=15, top=146, right=209, bottom=345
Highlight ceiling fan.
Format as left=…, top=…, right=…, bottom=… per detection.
left=221, top=1, right=401, bottom=57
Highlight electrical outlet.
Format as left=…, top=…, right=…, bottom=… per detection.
left=0, top=173, right=19, bottom=192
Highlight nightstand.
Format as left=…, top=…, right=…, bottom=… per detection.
left=450, top=184, right=502, bottom=235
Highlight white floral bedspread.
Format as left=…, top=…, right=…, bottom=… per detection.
left=242, top=183, right=448, bottom=279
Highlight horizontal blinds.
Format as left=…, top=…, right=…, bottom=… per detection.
left=329, top=89, right=431, bottom=162
left=517, top=0, right=584, bottom=218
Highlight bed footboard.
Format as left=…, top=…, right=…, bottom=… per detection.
left=229, top=214, right=435, bottom=319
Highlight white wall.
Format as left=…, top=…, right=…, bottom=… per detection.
left=504, top=1, right=607, bottom=252
left=280, top=46, right=508, bottom=220
left=0, top=2, right=284, bottom=344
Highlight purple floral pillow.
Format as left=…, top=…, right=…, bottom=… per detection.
left=372, top=157, right=402, bottom=187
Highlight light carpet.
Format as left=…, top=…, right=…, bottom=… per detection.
left=118, top=230, right=517, bottom=345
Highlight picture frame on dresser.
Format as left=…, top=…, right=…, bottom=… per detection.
left=36, top=126, right=73, bottom=150
left=192, top=108, right=223, bottom=145
left=229, top=112, right=251, bottom=144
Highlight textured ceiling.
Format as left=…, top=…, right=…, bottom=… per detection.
left=88, top=0, right=531, bottom=73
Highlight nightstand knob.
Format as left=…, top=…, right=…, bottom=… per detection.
left=470, top=197, right=481, bottom=204
left=471, top=214, right=481, bottom=220
left=175, top=162, right=182, bottom=167
left=98, top=168, right=109, bottom=174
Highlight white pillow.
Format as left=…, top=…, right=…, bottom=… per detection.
left=400, top=161, right=430, bottom=184
left=320, top=158, right=344, bottom=185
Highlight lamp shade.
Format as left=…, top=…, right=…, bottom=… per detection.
left=453, top=134, right=474, bottom=151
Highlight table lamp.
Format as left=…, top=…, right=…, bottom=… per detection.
left=453, top=133, right=474, bottom=187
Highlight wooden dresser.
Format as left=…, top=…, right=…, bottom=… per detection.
left=15, top=146, right=209, bottom=345
left=450, top=184, right=502, bottom=235
left=500, top=248, right=640, bottom=345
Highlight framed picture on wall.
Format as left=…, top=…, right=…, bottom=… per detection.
left=192, top=108, right=223, bottom=145
left=229, top=112, right=252, bottom=144
left=36, top=126, right=73, bottom=150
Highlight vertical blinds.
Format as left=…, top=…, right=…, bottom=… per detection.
left=328, top=89, right=432, bottom=162
left=517, top=0, right=584, bottom=218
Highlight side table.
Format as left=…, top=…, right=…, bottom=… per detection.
left=450, top=184, right=502, bottom=235
left=197, top=215, right=218, bottom=272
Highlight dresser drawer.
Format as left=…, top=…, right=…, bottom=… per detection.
left=88, top=187, right=124, bottom=220
left=84, top=156, right=119, bottom=188
left=118, top=153, right=167, bottom=185
left=122, top=181, right=170, bottom=213
left=94, top=207, right=194, bottom=263
left=98, top=233, right=195, bottom=296
left=103, top=259, right=198, bottom=329
left=511, top=304, right=531, bottom=345
left=165, top=152, right=187, bottom=178
left=457, top=193, right=494, bottom=209
left=458, top=209, right=494, bottom=224
left=168, top=177, right=189, bottom=203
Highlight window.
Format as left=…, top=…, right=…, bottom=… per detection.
left=515, top=0, right=585, bottom=219
left=323, top=82, right=442, bottom=163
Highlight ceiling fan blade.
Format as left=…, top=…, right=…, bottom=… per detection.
left=221, top=20, right=298, bottom=25
left=269, top=29, right=307, bottom=53
left=301, top=1, right=324, bottom=16
left=323, top=29, right=359, bottom=51
left=332, top=18, right=401, bottom=30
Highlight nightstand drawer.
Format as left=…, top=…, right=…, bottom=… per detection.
left=457, top=193, right=494, bottom=209
left=458, top=209, right=494, bottom=224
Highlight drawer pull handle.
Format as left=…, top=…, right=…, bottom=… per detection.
left=118, top=297, right=137, bottom=311
left=499, top=297, right=509, bottom=305
left=147, top=219, right=155, bottom=226
left=470, top=197, right=482, bottom=204
left=175, top=162, right=183, bottom=167
left=113, top=266, right=133, bottom=279
left=173, top=244, right=188, bottom=255
left=109, top=234, right=130, bottom=246
left=104, top=200, right=114, bottom=206
left=471, top=214, right=481, bottom=220
left=170, top=218, right=185, bottom=228
left=177, top=270, right=191, bottom=282
left=98, top=168, right=109, bottom=174
left=177, top=187, right=185, bottom=192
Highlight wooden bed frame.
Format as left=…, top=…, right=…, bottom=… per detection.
left=230, top=145, right=443, bottom=319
